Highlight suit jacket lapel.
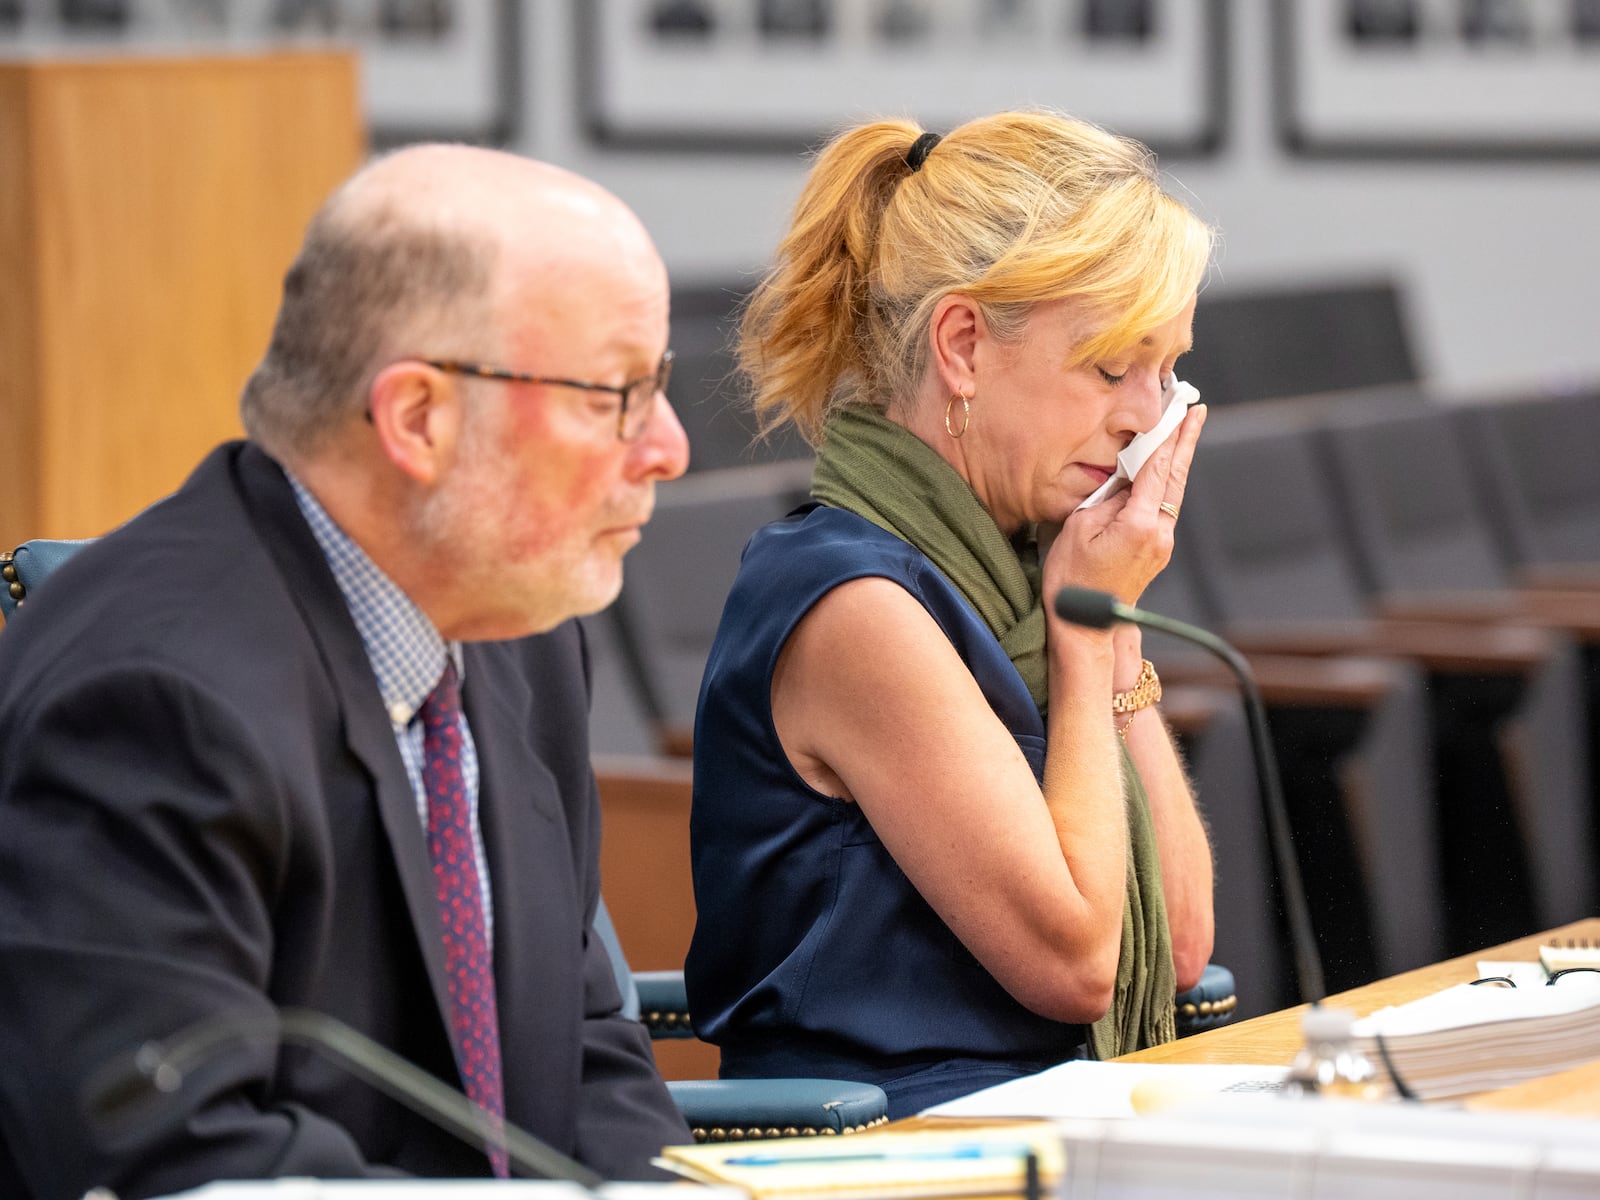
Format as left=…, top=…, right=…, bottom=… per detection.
left=333, top=648, right=456, bottom=1031
left=463, top=642, right=577, bottom=1138
left=234, top=444, right=457, bottom=1039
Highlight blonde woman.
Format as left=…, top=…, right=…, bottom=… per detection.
left=686, top=111, right=1216, bottom=1116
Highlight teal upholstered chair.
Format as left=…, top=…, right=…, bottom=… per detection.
left=1, top=539, right=94, bottom=619
left=591, top=901, right=887, bottom=1140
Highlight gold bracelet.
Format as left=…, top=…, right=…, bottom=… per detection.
left=1115, top=711, right=1139, bottom=741
left=1111, top=658, right=1161, bottom=714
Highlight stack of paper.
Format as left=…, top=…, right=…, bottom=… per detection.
left=1352, top=973, right=1600, bottom=1100
left=656, top=1124, right=1063, bottom=1200
left=1053, top=1095, right=1600, bottom=1198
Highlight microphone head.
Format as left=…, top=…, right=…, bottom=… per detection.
left=1053, top=587, right=1121, bottom=629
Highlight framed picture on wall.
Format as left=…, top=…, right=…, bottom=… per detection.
left=1277, top=0, right=1600, bottom=157
left=355, top=0, right=521, bottom=144
left=0, top=0, right=520, bottom=145
left=579, top=0, right=1227, bottom=158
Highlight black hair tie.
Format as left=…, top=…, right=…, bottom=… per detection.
left=904, top=131, right=942, bottom=172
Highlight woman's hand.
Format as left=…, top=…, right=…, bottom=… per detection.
left=1043, top=403, right=1207, bottom=608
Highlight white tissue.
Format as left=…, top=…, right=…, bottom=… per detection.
left=1074, top=375, right=1201, bottom=511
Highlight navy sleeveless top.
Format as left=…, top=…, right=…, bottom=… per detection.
left=686, top=504, right=1085, bottom=1116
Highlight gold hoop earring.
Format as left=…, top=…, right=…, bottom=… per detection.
left=944, top=390, right=971, bottom=439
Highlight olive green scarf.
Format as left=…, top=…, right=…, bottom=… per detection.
left=812, top=404, right=1176, bottom=1059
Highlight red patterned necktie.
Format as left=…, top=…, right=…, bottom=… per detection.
left=420, top=661, right=509, bottom=1178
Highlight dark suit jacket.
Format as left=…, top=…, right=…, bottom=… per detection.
left=0, top=443, right=688, bottom=1200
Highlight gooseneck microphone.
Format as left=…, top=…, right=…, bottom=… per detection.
left=84, top=1007, right=605, bottom=1187
left=1054, top=586, right=1327, bottom=1006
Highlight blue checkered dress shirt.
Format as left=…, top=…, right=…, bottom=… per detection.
left=288, top=474, right=493, bottom=932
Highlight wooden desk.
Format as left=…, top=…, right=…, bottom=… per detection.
left=1117, top=916, right=1600, bottom=1115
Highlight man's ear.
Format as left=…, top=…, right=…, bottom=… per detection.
left=928, top=293, right=987, bottom=397
left=367, top=362, right=461, bottom=486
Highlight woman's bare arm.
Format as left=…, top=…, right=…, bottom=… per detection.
left=773, top=577, right=1128, bottom=1023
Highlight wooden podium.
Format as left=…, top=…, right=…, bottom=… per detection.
left=0, top=51, right=365, bottom=548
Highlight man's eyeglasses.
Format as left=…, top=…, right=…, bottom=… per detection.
left=425, top=350, right=674, bottom=442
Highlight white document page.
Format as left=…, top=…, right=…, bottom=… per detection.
left=919, top=1059, right=1287, bottom=1120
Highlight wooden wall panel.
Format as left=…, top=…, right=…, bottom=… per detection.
left=0, top=68, right=42, bottom=543
left=0, top=52, right=365, bottom=547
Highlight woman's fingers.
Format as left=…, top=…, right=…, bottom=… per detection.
left=1157, top=403, right=1207, bottom=520
left=1050, top=405, right=1207, bottom=596
left=1053, top=405, right=1208, bottom=602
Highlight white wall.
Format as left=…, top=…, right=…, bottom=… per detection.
left=519, top=0, right=1600, bottom=400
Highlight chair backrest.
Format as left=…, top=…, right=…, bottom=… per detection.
left=592, top=898, right=642, bottom=1023
left=578, top=614, right=658, bottom=757
left=1182, top=278, right=1419, bottom=407
left=1, top=538, right=95, bottom=622
left=1314, top=403, right=1514, bottom=598
left=1454, top=388, right=1600, bottom=571
left=612, top=458, right=814, bottom=747
left=668, top=284, right=811, bottom=473
left=1138, top=535, right=1220, bottom=630
left=1181, top=409, right=1373, bottom=626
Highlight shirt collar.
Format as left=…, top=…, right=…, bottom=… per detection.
left=286, top=472, right=461, bottom=726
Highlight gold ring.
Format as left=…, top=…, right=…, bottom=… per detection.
left=1159, top=501, right=1181, bottom=520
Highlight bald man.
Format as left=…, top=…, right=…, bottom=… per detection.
left=0, top=146, right=692, bottom=1199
